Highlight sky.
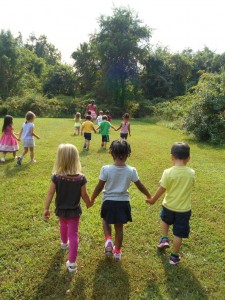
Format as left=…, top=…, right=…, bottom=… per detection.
left=0, top=0, right=224, bottom=64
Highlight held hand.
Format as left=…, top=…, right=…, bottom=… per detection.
left=43, top=210, right=50, bottom=220
left=146, top=198, right=155, bottom=205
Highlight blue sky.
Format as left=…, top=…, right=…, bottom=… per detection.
left=0, top=0, right=224, bottom=64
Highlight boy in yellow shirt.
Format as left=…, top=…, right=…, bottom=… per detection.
left=81, top=115, right=96, bottom=151
left=147, top=142, right=195, bottom=265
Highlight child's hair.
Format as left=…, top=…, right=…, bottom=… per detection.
left=102, top=115, right=107, bottom=120
left=105, top=110, right=110, bottom=115
left=25, top=111, right=36, bottom=122
left=85, top=115, right=92, bottom=120
left=87, top=110, right=92, bottom=115
left=90, top=99, right=95, bottom=105
left=99, top=110, right=103, bottom=115
left=2, top=115, right=13, bottom=132
left=123, top=113, right=129, bottom=119
left=109, top=140, right=131, bottom=160
left=171, top=142, right=190, bottom=159
left=52, top=144, right=81, bottom=175
left=75, top=112, right=81, bottom=122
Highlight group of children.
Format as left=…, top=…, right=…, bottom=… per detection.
left=0, top=111, right=40, bottom=164
left=0, top=111, right=195, bottom=274
left=43, top=140, right=195, bottom=273
left=74, top=111, right=131, bottom=151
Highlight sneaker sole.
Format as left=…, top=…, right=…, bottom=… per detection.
left=105, top=247, right=113, bottom=256
left=157, top=243, right=170, bottom=249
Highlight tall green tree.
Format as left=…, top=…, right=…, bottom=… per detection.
left=72, top=42, right=98, bottom=95
left=91, top=7, right=151, bottom=107
left=43, top=65, right=76, bottom=96
left=0, top=30, right=20, bottom=99
left=25, top=34, right=61, bottom=65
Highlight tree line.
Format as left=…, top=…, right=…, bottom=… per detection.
left=0, top=7, right=225, bottom=143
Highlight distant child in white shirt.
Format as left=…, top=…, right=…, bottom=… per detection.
left=97, top=110, right=103, bottom=127
left=74, top=112, right=82, bottom=135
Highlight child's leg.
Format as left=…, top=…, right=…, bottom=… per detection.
left=103, top=219, right=112, bottom=237
left=59, top=218, right=68, bottom=244
left=173, top=235, right=182, bottom=253
left=29, top=147, right=34, bottom=160
left=67, top=217, right=80, bottom=263
left=20, top=147, right=28, bottom=158
left=13, top=151, right=17, bottom=158
left=161, top=220, right=169, bottom=237
left=86, top=140, right=90, bottom=150
left=114, top=223, right=123, bottom=251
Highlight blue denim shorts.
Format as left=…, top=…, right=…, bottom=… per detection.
left=160, top=206, right=192, bottom=238
left=102, top=135, right=109, bottom=142
left=84, top=133, right=91, bottom=140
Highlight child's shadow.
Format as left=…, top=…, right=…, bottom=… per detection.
left=91, top=258, right=130, bottom=300
left=1, top=161, right=30, bottom=177
left=34, top=250, right=73, bottom=300
left=158, top=253, right=208, bottom=299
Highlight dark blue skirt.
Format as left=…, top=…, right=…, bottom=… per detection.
left=101, top=200, right=132, bottom=224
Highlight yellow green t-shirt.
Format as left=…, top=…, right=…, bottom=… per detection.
left=81, top=120, right=95, bottom=133
left=160, top=166, right=195, bottom=212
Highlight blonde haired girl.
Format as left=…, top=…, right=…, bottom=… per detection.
left=74, top=112, right=82, bottom=135
left=43, top=144, right=92, bottom=272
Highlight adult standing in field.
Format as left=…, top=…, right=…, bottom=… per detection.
left=85, top=99, right=97, bottom=121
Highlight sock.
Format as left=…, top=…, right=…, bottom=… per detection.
left=105, top=235, right=112, bottom=241
left=114, top=247, right=121, bottom=254
left=171, top=252, right=179, bottom=257
left=161, top=236, right=168, bottom=239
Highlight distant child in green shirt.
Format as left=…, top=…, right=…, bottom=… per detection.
left=146, top=142, right=195, bottom=265
left=96, top=115, right=116, bottom=149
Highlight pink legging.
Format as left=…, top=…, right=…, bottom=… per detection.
left=59, top=217, right=80, bottom=263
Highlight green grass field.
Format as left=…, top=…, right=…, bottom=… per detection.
left=0, top=118, right=224, bottom=300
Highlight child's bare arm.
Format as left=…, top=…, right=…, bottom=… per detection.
left=81, top=184, right=92, bottom=208
left=91, top=180, right=105, bottom=204
left=128, top=123, right=131, bottom=136
left=134, top=180, right=151, bottom=198
left=116, top=123, right=122, bottom=131
left=146, top=186, right=166, bottom=205
left=30, top=127, right=40, bottom=139
left=110, top=125, right=117, bottom=130
left=43, top=181, right=56, bottom=220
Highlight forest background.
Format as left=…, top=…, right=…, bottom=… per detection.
left=0, top=7, right=225, bottom=144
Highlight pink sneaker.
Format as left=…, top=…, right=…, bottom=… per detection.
left=113, top=247, right=122, bottom=261
left=104, top=239, right=113, bottom=256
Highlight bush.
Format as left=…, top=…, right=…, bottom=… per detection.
left=183, top=73, right=225, bottom=144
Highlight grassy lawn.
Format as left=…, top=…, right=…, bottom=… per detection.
left=0, top=118, right=224, bottom=300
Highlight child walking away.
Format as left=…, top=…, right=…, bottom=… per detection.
left=96, top=115, right=116, bottom=149
left=105, top=110, right=112, bottom=122
left=74, top=112, right=82, bottom=135
left=17, top=111, right=40, bottom=165
left=96, top=110, right=103, bottom=127
left=146, top=142, right=195, bottom=265
left=0, top=115, right=20, bottom=162
left=81, top=115, right=96, bottom=151
left=91, top=140, right=151, bottom=261
left=116, top=113, right=131, bottom=140
left=43, top=144, right=92, bottom=273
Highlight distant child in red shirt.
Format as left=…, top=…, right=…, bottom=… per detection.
left=105, top=110, right=112, bottom=122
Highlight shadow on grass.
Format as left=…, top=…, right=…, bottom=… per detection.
left=0, top=161, right=30, bottom=177
left=91, top=258, right=130, bottom=300
left=33, top=249, right=73, bottom=300
left=158, top=252, right=208, bottom=299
